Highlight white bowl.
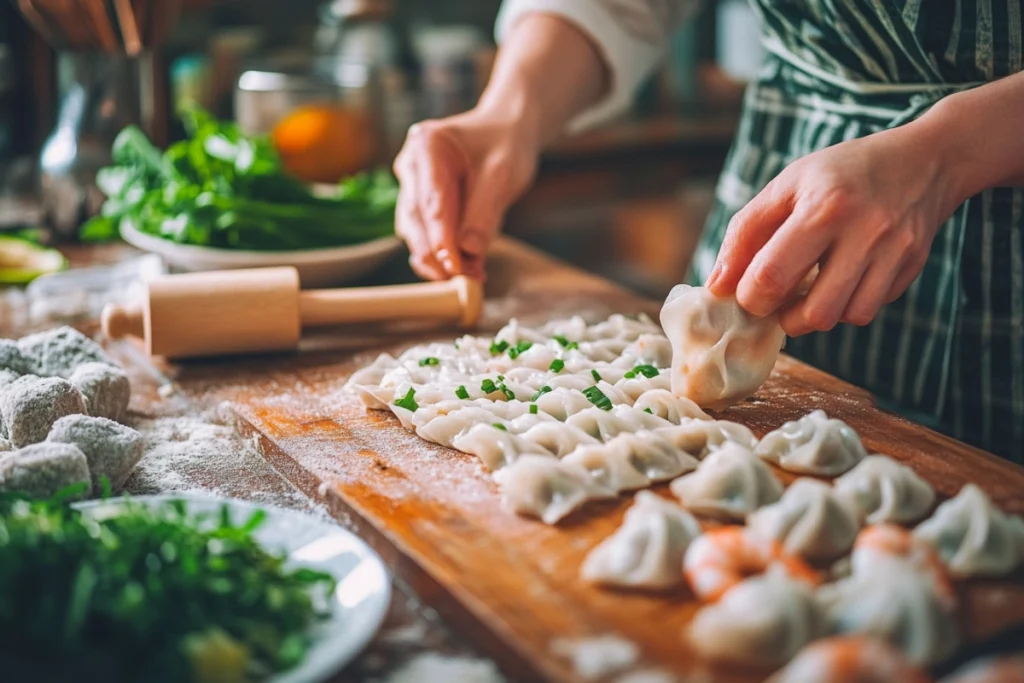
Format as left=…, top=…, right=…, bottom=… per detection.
left=120, top=221, right=404, bottom=288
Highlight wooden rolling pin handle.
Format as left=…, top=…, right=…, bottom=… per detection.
left=102, top=300, right=146, bottom=341
left=298, top=275, right=484, bottom=329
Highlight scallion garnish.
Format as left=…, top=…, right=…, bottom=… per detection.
left=591, top=369, right=602, bottom=382
left=492, top=423, right=507, bottom=431
left=481, top=379, right=498, bottom=394
left=489, top=340, right=509, bottom=355
left=631, top=364, right=660, bottom=378
left=643, top=407, right=653, bottom=414
left=455, top=385, right=469, bottom=400
left=529, top=404, right=538, bottom=415
left=394, top=387, right=418, bottom=411
left=582, top=386, right=613, bottom=411
left=419, top=357, right=439, bottom=367
left=549, top=359, right=565, bottom=373
left=507, top=340, right=533, bottom=359
left=531, top=386, right=553, bottom=401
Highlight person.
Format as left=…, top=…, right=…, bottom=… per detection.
left=391, top=1, right=1024, bottom=462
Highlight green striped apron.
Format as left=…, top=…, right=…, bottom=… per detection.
left=689, top=1, right=1024, bottom=462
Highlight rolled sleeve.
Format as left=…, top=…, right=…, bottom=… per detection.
left=494, top=0, right=667, bottom=133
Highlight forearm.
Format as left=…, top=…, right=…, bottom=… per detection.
left=920, top=71, right=1024, bottom=201
left=476, top=14, right=609, bottom=150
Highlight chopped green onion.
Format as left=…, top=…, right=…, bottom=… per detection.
left=455, top=385, right=469, bottom=400
left=549, top=359, right=565, bottom=373
left=419, top=357, right=439, bottom=367
left=582, top=386, right=613, bottom=411
left=497, top=375, right=505, bottom=381
left=481, top=379, right=498, bottom=394
left=499, top=383, right=515, bottom=401
left=624, top=371, right=636, bottom=379
left=643, top=407, right=653, bottom=414
left=565, top=341, right=579, bottom=350
left=553, top=335, right=570, bottom=347
left=492, top=423, right=507, bottom=431
left=489, top=340, right=509, bottom=355
left=631, top=364, right=660, bottom=378
left=529, top=404, right=538, bottom=415
left=590, top=369, right=602, bottom=382
left=531, top=386, right=553, bottom=401
left=394, top=388, right=418, bottom=412
left=508, top=340, right=533, bottom=359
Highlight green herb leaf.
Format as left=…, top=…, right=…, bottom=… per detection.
left=394, top=387, right=418, bottom=411
left=582, top=386, right=613, bottom=410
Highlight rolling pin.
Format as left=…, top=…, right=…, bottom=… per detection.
left=102, top=266, right=483, bottom=359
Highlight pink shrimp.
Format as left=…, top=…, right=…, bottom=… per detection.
left=852, top=524, right=957, bottom=610
left=767, top=636, right=934, bottom=683
left=683, top=526, right=820, bottom=602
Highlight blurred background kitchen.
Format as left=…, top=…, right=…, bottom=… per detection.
left=0, top=0, right=763, bottom=299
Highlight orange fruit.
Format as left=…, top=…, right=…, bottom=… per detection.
left=272, top=104, right=375, bottom=183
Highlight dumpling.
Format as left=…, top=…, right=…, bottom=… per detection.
left=494, top=454, right=616, bottom=524
left=518, top=421, right=599, bottom=458
left=669, top=442, right=783, bottom=521
left=532, top=387, right=594, bottom=421
left=747, top=478, right=861, bottom=561
left=653, top=419, right=757, bottom=458
left=851, top=525, right=957, bottom=611
left=833, top=455, right=935, bottom=524
left=632, top=389, right=710, bottom=423
left=755, top=409, right=866, bottom=475
left=451, top=423, right=551, bottom=471
left=345, top=353, right=398, bottom=408
left=658, top=284, right=786, bottom=410
left=817, top=557, right=960, bottom=665
left=580, top=491, right=702, bottom=589
left=614, top=373, right=672, bottom=402
left=504, top=412, right=559, bottom=434
left=620, top=334, right=673, bottom=368
left=411, top=398, right=534, bottom=429
left=565, top=408, right=635, bottom=442
left=561, top=443, right=651, bottom=492
left=610, top=431, right=700, bottom=480
left=587, top=313, right=660, bottom=342
left=766, top=636, right=933, bottom=683
left=414, top=407, right=510, bottom=445
left=687, top=565, right=826, bottom=667
left=913, top=483, right=1024, bottom=578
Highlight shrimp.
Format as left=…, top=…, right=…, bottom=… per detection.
left=683, top=526, right=820, bottom=602
left=852, top=524, right=957, bottom=611
left=767, top=636, right=934, bottom=683
left=939, top=655, right=1024, bottom=683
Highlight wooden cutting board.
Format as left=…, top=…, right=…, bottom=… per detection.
left=119, top=239, right=1024, bottom=683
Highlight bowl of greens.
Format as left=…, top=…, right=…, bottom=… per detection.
left=0, top=490, right=392, bottom=683
left=83, top=108, right=404, bottom=288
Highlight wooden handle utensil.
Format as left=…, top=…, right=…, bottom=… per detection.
left=102, top=266, right=483, bottom=359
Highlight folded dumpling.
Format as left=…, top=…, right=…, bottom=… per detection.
left=670, top=443, right=783, bottom=521
left=688, top=565, right=827, bottom=667
left=451, top=423, right=551, bottom=471
left=518, top=421, right=600, bottom=458
left=747, top=478, right=861, bottom=561
left=494, top=454, right=616, bottom=524
left=833, top=454, right=935, bottom=524
left=581, top=491, right=702, bottom=589
left=532, top=387, right=594, bottom=421
left=659, top=284, right=786, bottom=410
left=611, top=431, right=700, bottom=480
left=755, top=409, right=866, bottom=475
left=766, top=636, right=933, bottom=683
left=561, top=442, right=652, bottom=492
left=632, top=389, right=710, bottom=423
left=563, top=431, right=699, bottom=492
left=653, top=419, right=757, bottom=458
left=620, top=333, right=673, bottom=368
left=817, top=557, right=960, bottom=665
left=565, top=406, right=670, bottom=442
left=913, top=483, right=1024, bottom=578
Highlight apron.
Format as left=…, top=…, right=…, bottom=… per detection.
left=689, top=1, right=1024, bottom=462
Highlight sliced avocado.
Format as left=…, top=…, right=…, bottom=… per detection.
left=0, top=236, right=67, bottom=284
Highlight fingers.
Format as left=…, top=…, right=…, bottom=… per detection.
left=706, top=177, right=795, bottom=295
left=779, top=251, right=867, bottom=336
left=460, top=158, right=510, bottom=266
left=734, top=205, right=835, bottom=318
left=394, top=155, right=447, bottom=281
left=414, top=128, right=465, bottom=275
left=841, top=251, right=905, bottom=326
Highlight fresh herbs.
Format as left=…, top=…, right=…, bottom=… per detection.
left=480, top=378, right=498, bottom=394
left=394, top=387, right=418, bottom=412
left=455, top=385, right=469, bottom=400
left=492, top=423, right=507, bottom=431
left=624, top=364, right=660, bottom=379
left=489, top=340, right=509, bottom=356
left=529, top=404, right=538, bottom=415
left=590, top=369, right=602, bottom=382
left=582, top=386, right=613, bottom=411
left=644, top=407, right=653, bottom=414
left=418, top=357, right=439, bottom=367
left=553, top=335, right=579, bottom=351
left=507, top=340, right=533, bottom=359
left=81, top=106, right=398, bottom=251
left=480, top=378, right=514, bottom=400
left=0, top=491, right=335, bottom=683
left=549, top=359, right=565, bottom=373
left=531, top=386, right=553, bottom=401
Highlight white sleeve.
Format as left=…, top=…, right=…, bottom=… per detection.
left=495, top=0, right=701, bottom=133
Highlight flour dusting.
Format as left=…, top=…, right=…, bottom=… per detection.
left=552, top=635, right=640, bottom=680
left=378, top=653, right=505, bottom=683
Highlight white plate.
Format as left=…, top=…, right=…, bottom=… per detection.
left=75, top=494, right=392, bottom=683
left=120, top=222, right=404, bottom=288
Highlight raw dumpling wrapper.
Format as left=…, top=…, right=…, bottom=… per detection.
left=494, top=454, right=615, bottom=524
left=755, top=409, right=866, bottom=475
left=913, top=483, right=1024, bottom=578
left=659, top=284, right=786, bottom=410
left=580, top=491, right=702, bottom=589
left=670, top=442, right=783, bottom=521
left=562, top=431, right=698, bottom=493
left=747, top=478, right=861, bottom=561
left=833, top=454, right=935, bottom=524
left=451, top=423, right=550, bottom=471
left=653, top=419, right=757, bottom=458
left=632, top=389, right=710, bottom=423
left=688, top=565, right=826, bottom=667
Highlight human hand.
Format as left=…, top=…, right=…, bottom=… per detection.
left=393, top=110, right=540, bottom=282
left=705, top=122, right=963, bottom=336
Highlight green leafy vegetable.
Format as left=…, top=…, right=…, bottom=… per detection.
left=0, top=491, right=335, bottom=682
left=455, top=385, right=469, bottom=400
left=549, top=359, right=565, bottom=373
left=81, top=106, right=397, bottom=251
left=582, top=386, right=613, bottom=411
left=394, top=387, right=418, bottom=412
left=418, top=357, right=439, bottom=367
